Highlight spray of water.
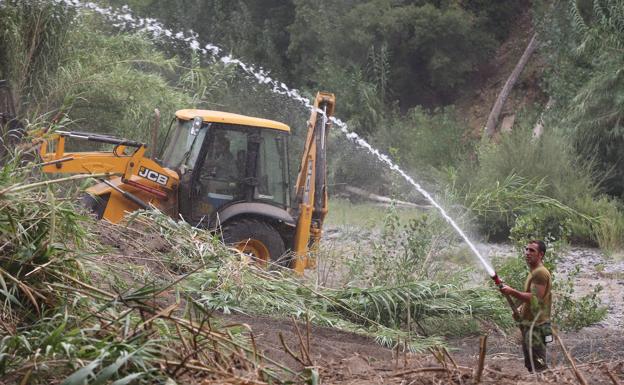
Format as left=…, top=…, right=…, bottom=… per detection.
left=331, top=120, right=496, bottom=277
left=53, top=0, right=496, bottom=278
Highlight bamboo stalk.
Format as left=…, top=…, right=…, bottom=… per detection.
left=474, top=335, right=488, bottom=384
left=428, top=347, right=446, bottom=368
left=56, top=271, right=116, bottom=299
left=135, top=302, right=178, bottom=330
left=554, top=332, right=588, bottom=385
left=443, top=347, right=459, bottom=370
left=305, top=312, right=311, bottom=361
left=291, top=316, right=311, bottom=364
left=290, top=316, right=310, bottom=366
left=174, top=322, right=192, bottom=355
left=0, top=172, right=119, bottom=196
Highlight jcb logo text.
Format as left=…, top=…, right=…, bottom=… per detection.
left=138, top=167, right=169, bottom=185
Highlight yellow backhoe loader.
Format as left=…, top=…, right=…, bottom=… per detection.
left=38, top=92, right=336, bottom=273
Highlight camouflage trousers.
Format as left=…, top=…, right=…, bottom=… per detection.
left=520, top=323, right=551, bottom=372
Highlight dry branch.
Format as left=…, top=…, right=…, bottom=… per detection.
left=390, top=366, right=452, bottom=377
left=290, top=316, right=313, bottom=365
left=279, top=332, right=308, bottom=366
left=604, top=364, right=621, bottom=385
left=0, top=172, right=120, bottom=196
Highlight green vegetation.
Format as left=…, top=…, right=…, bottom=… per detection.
left=538, top=0, right=624, bottom=199
left=114, top=0, right=624, bottom=249
left=0, top=163, right=304, bottom=382
left=187, top=258, right=508, bottom=350
left=5, top=0, right=624, bottom=248
left=0, top=155, right=513, bottom=381
left=0, top=0, right=621, bottom=381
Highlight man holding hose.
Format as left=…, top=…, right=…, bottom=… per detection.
left=500, top=240, right=553, bottom=372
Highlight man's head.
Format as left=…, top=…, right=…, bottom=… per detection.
left=524, top=239, right=546, bottom=268
left=215, top=133, right=230, bottom=149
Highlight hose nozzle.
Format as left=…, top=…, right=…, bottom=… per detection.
left=492, top=274, right=503, bottom=288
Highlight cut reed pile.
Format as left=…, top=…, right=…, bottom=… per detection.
left=0, top=153, right=301, bottom=384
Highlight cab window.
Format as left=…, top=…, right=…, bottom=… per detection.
left=256, top=130, right=289, bottom=206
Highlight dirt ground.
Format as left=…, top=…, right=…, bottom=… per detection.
left=96, top=221, right=624, bottom=384
left=214, top=241, right=624, bottom=384
left=219, top=312, right=623, bottom=384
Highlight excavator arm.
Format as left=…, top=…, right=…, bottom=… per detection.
left=40, top=131, right=179, bottom=222
left=292, top=92, right=336, bottom=274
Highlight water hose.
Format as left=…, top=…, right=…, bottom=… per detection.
left=492, top=274, right=521, bottom=320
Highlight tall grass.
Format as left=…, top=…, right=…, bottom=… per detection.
left=452, top=118, right=624, bottom=247
left=0, top=1, right=238, bottom=150
left=0, top=0, right=74, bottom=112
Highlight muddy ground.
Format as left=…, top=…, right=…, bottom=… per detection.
left=97, top=221, right=624, bottom=384
left=220, top=313, right=623, bottom=384
left=214, top=242, right=624, bottom=384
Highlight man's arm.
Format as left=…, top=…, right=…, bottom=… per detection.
left=500, top=283, right=546, bottom=303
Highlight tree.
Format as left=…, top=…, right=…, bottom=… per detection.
left=550, top=0, right=624, bottom=197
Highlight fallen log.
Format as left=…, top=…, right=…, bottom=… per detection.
left=343, top=185, right=431, bottom=209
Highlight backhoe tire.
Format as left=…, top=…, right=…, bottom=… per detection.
left=221, top=218, right=287, bottom=267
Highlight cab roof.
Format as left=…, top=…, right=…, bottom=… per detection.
left=175, top=109, right=290, bottom=133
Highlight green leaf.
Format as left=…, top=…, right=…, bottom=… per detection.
left=60, top=359, right=101, bottom=385
left=110, top=372, right=144, bottom=385
left=0, top=288, right=22, bottom=307
left=40, top=319, right=67, bottom=351
left=92, top=352, right=135, bottom=385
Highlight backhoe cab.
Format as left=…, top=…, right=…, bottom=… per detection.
left=40, top=92, right=336, bottom=273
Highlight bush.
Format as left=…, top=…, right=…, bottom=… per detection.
left=339, top=202, right=472, bottom=287
left=572, top=195, right=624, bottom=252
left=468, top=117, right=595, bottom=206
left=454, top=115, right=621, bottom=244
left=553, top=265, right=607, bottom=331
left=509, top=209, right=572, bottom=249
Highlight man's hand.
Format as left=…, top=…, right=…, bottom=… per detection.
left=500, top=284, right=533, bottom=303
left=499, top=284, right=515, bottom=296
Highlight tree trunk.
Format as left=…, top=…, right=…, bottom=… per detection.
left=484, top=33, right=539, bottom=139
